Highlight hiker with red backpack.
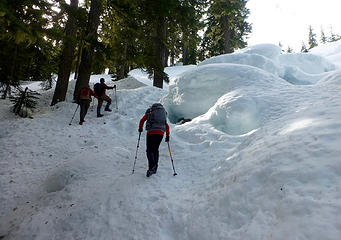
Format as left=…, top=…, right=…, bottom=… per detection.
left=138, top=103, right=170, bottom=177
left=94, top=78, right=116, bottom=117
left=76, top=85, right=98, bottom=125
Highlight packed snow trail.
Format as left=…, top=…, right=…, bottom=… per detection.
left=0, top=80, right=241, bottom=240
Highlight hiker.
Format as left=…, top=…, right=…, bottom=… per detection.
left=76, top=85, right=98, bottom=125
left=94, top=78, right=116, bottom=117
left=138, top=103, right=170, bottom=177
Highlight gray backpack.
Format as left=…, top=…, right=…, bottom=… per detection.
left=145, top=103, right=167, bottom=132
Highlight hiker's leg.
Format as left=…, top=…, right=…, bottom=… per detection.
left=80, top=100, right=86, bottom=122
left=152, top=135, right=163, bottom=172
left=97, top=98, right=103, bottom=116
left=146, top=134, right=163, bottom=172
left=146, top=135, right=156, bottom=171
left=103, top=95, right=112, bottom=111
left=84, top=100, right=90, bottom=117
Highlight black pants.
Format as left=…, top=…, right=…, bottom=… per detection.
left=79, top=99, right=90, bottom=122
left=146, top=134, right=163, bottom=172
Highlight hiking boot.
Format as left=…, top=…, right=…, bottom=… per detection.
left=104, top=108, right=112, bottom=112
left=151, top=166, right=157, bottom=174
left=146, top=170, right=154, bottom=177
left=97, top=113, right=104, bottom=118
left=79, top=121, right=83, bottom=125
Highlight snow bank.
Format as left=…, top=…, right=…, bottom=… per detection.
left=310, top=40, right=341, bottom=68
left=199, top=53, right=284, bottom=77
left=278, top=53, right=335, bottom=74
left=199, top=44, right=336, bottom=85
left=163, top=63, right=290, bottom=127
left=128, top=65, right=197, bottom=88
left=236, top=43, right=282, bottom=60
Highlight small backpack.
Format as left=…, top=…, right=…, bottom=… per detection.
left=146, top=103, right=167, bottom=132
left=94, top=83, right=103, bottom=96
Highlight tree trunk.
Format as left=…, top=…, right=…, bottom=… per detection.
left=74, top=0, right=102, bottom=100
left=170, top=51, right=175, bottom=66
left=222, top=15, right=233, bottom=54
left=164, top=48, right=169, bottom=67
left=153, top=16, right=166, bottom=89
left=74, top=41, right=83, bottom=80
left=51, top=0, right=78, bottom=106
left=3, top=45, right=18, bottom=99
left=118, top=43, right=127, bottom=80
left=183, top=43, right=188, bottom=65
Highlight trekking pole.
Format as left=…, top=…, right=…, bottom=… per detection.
left=69, top=104, right=79, bottom=125
left=114, top=87, right=118, bottom=110
left=132, top=132, right=141, bottom=174
left=167, top=142, right=177, bottom=176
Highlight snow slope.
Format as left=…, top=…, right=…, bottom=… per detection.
left=1, top=43, right=341, bottom=240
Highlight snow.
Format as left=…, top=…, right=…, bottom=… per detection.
left=1, top=41, right=341, bottom=240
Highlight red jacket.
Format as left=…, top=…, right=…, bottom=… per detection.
left=139, top=113, right=170, bottom=136
left=77, top=86, right=98, bottom=100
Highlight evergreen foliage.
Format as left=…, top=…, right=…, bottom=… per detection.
left=308, top=25, right=318, bottom=49
left=286, top=46, right=293, bottom=53
left=328, top=26, right=341, bottom=42
left=201, top=0, right=251, bottom=58
left=10, top=87, right=40, bottom=118
left=301, top=42, right=308, bottom=53
left=320, top=27, right=327, bottom=44
left=0, top=0, right=61, bottom=98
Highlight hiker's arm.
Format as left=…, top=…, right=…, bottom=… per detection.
left=166, top=122, right=170, bottom=137
left=139, top=114, right=147, bottom=131
left=89, top=89, right=98, bottom=99
left=103, top=83, right=114, bottom=90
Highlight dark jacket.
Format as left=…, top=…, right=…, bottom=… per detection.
left=99, top=83, right=114, bottom=97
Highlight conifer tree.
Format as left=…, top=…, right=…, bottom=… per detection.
left=301, top=42, right=309, bottom=53
left=10, top=87, right=40, bottom=118
left=0, top=0, right=59, bottom=99
left=328, top=26, right=341, bottom=42
left=278, top=42, right=286, bottom=53
left=286, top=46, right=293, bottom=53
left=51, top=0, right=79, bottom=106
left=202, top=0, right=251, bottom=58
left=308, top=25, right=318, bottom=49
left=74, top=0, right=103, bottom=99
left=177, top=0, right=205, bottom=65
left=320, top=26, right=327, bottom=44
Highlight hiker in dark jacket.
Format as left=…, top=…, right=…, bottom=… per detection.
left=139, top=103, right=170, bottom=177
left=96, top=78, right=116, bottom=117
left=76, top=85, right=98, bottom=125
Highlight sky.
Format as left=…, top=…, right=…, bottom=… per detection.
left=246, top=0, right=341, bottom=52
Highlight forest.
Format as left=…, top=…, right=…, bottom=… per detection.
left=0, top=0, right=251, bottom=106
left=1, top=0, right=339, bottom=108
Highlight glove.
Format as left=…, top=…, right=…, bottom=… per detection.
left=165, top=136, right=169, bottom=142
left=138, top=128, right=143, bottom=133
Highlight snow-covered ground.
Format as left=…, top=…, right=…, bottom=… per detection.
left=1, top=42, right=341, bottom=240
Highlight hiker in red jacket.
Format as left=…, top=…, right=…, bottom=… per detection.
left=139, top=103, right=170, bottom=177
left=96, top=78, right=116, bottom=117
left=76, top=85, right=98, bottom=125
